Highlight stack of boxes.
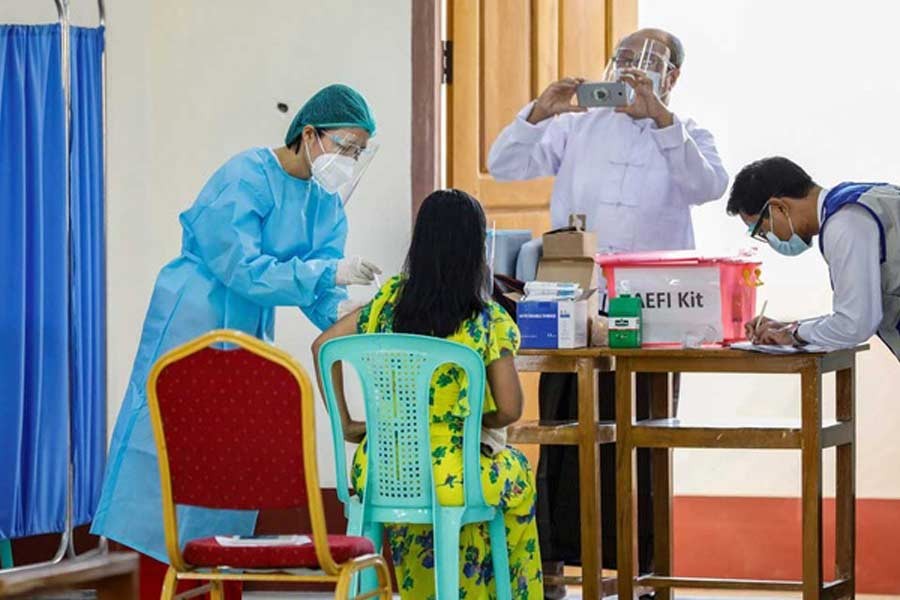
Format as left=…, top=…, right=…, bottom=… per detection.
left=516, top=215, right=599, bottom=349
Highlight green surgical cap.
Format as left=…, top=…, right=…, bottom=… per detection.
left=284, top=84, right=376, bottom=146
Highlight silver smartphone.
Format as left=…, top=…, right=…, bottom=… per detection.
left=576, top=82, right=631, bottom=107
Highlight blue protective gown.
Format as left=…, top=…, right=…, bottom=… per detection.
left=90, top=148, right=348, bottom=561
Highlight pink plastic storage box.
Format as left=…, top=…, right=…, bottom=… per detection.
left=596, top=251, right=762, bottom=346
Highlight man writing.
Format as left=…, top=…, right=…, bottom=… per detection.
left=728, top=156, right=899, bottom=359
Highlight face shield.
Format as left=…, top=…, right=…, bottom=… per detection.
left=306, top=130, right=379, bottom=205
left=603, top=38, right=674, bottom=97
left=485, top=220, right=497, bottom=300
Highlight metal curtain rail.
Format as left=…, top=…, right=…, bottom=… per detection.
left=1, top=0, right=108, bottom=575
left=65, top=0, right=109, bottom=564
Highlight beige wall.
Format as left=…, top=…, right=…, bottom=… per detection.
left=2, top=0, right=412, bottom=487
left=124, top=0, right=412, bottom=487
left=640, top=0, right=900, bottom=498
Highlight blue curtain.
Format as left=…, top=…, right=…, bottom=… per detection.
left=70, top=25, right=106, bottom=528
left=0, top=24, right=70, bottom=539
left=0, top=23, right=106, bottom=539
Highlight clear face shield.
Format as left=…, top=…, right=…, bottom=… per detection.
left=603, top=38, right=674, bottom=98
left=484, top=220, right=497, bottom=300
left=307, top=130, right=379, bottom=205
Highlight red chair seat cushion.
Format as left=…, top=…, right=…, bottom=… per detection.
left=183, top=535, right=376, bottom=569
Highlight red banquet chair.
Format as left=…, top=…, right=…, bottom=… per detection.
left=146, top=329, right=391, bottom=599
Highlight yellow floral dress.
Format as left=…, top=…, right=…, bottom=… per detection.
left=351, top=275, right=543, bottom=599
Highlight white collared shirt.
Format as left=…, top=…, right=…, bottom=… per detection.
left=488, top=102, right=728, bottom=253
left=796, top=189, right=883, bottom=348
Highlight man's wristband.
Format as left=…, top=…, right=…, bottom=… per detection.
left=790, top=322, right=808, bottom=347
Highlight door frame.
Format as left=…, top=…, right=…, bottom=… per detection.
left=410, top=0, right=443, bottom=219
left=411, top=0, right=637, bottom=221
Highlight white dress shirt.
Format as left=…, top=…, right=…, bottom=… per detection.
left=488, top=102, right=728, bottom=253
left=797, top=189, right=883, bottom=349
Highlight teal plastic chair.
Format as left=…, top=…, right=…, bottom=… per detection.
left=0, top=539, right=12, bottom=569
left=318, top=333, right=512, bottom=600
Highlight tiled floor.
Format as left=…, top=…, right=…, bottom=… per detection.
left=245, top=593, right=899, bottom=599
left=683, top=596, right=895, bottom=600
left=245, top=595, right=396, bottom=599
left=683, top=595, right=897, bottom=600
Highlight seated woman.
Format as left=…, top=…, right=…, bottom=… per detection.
left=312, top=189, right=542, bottom=599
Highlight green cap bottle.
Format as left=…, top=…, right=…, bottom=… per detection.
left=608, top=294, right=642, bottom=348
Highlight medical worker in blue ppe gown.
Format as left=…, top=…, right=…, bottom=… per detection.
left=91, top=84, right=382, bottom=563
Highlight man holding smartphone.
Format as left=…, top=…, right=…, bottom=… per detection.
left=488, top=28, right=728, bottom=599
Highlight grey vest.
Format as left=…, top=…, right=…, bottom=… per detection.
left=820, top=183, right=900, bottom=359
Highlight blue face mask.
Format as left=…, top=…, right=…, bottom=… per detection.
left=765, top=210, right=812, bottom=256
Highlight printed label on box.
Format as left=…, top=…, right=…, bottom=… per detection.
left=614, top=266, right=723, bottom=343
left=518, top=299, right=588, bottom=349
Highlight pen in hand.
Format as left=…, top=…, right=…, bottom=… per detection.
left=752, top=300, right=768, bottom=344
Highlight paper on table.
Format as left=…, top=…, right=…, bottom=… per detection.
left=214, top=535, right=312, bottom=547
left=730, top=341, right=828, bottom=354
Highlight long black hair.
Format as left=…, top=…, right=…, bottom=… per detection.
left=392, top=189, right=487, bottom=338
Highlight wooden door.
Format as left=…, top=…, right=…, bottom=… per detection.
left=447, top=0, right=637, bottom=236
left=447, top=0, right=637, bottom=467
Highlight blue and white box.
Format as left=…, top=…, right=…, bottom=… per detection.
left=517, top=296, right=590, bottom=349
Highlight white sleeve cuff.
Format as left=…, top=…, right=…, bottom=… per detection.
left=650, top=114, right=688, bottom=150
left=797, top=320, right=820, bottom=346
left=507, top=101, right=553, bottom=143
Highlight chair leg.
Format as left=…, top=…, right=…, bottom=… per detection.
left=209, top=579, right=225, bottom=600
left=336, top=555, right=393, bottom=600
left=346, top=497, right=364, bottom=536
left=336, top=565, right=355, bottom=600
left=433, top=512, right=463, bottom=600
left=160, top=566, right=178, bottom=600
left=345, top=498, right=367, bottom=595
left=0, top=539, right=13, bottom=569
left=346, top=499, right=367, bottom=595
left=359, top=521, right=385, bottom=595
left=488, top=511, right=513, bottom=600
left=375, top=556, right=393, bottom=600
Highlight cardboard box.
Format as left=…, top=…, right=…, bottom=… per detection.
left=517, top=222, right=600, bottom=348
left=542, top=214, right=597, bottom=259
left=542, top=228, right=597, bottom=258
left=517, top=293, right=593, bottom=349
left=536, top=257, right=598, bottom=291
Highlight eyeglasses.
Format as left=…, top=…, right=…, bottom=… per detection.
left=322, top=133, right=365, bottom=161
left=748, top=203, right=772, bottom=242
left=612, top=48, right=677, bottom=73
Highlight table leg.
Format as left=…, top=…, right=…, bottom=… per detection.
left=801, top=365, right=823, bottom=600
left=616, top=358, right=638, bottom=600
left=576, top=357, right=603, bottom=599
left=836, top=363, right=856, bottom=595
left=649, top=373, right=673, bottom=600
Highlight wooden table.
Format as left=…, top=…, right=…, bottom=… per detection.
left=0, top=552, right=139, bottom=599
left=513, top=349, right=616, bottom=600
left=613, top=346, right=864, bottom=600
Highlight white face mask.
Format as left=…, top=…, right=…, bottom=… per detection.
left=644, top=70, right=663, bottom=96
left=305, top=136, right=356, bottom=195
left=615, top=67, right=663, bottom=96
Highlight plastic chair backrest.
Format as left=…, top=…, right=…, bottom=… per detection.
left=319, top=334, right=488, bottom=512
